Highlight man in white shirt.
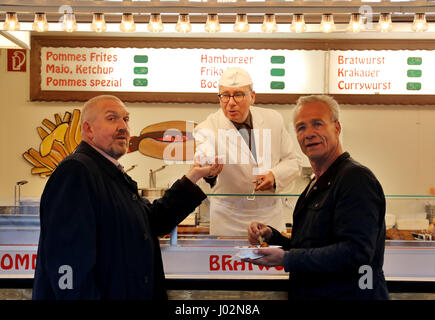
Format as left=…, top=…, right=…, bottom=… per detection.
left=195, top=68, right=301, bottom=236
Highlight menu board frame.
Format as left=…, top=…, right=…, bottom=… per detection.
left=30, top=36, right=435, bottom=105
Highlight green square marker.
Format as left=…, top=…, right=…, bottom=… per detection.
left=133, top=78, right=148, bottom=87
left=134, top=55, right=148, bottom=63
left=270, top=81, right=285, bottom=90
left=271, top=68, right=285, bottom=76
left=406, top=82, right=421, bottom=90
left=407, top=69, right=422, bottom=77
left=134, top=67, right=148, bottom=75
left=407, top=57, right=422, bottom=65
left=271, top=56, right=285, bottom=64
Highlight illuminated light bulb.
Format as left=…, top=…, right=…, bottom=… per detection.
left=175, top=14, right=192, bottom=33
left=377, top=13, right=392, bottom=32
left=4, top=12, right=20, bottom=31
left=233, top=14, right=249, bottom=32
left=62, top=12, right=78, bottom=32
left=262, top=14, right=277, bottom=33
left=148, top=13, right=164, bottom=32
left=412, top=13, right=428, bottom=32
left=320, top=13, right=335, bottom=33
left=33, top=12, right=49, bottom=32
left=91, top=13, right=106, bottom=33
left=291, top=14, right=306, bottom=33
left=120, top=13, right=136, bottom=32
left=348, top=13, right=363, bottom=33
left=205, top=14, right=220, bottom=33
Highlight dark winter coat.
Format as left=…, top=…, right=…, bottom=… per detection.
left=269, top=152, right=389, bottom=300
left=33, top=141, right=206, bottom=299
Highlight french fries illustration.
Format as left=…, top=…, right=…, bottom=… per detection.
left=23, top=109, right=82, bottom=177
left=24, top=114, right=196, bottom=177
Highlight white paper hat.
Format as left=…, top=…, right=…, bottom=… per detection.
left=218, top=67, right=253, bottom=88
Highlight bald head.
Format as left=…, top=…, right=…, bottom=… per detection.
left=81, top=95, right=125, bottom=128
left=81, top=95, right=130, bottom=159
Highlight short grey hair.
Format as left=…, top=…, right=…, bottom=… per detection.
left=294, top=95, right=340, bottom=122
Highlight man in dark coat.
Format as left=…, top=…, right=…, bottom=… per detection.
left=246, top=95, right=389, bottom=300
left=33, top=95, right=222, bottom=300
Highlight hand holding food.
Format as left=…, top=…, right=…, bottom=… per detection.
left=206, top=158, right=223, bottom=178
left=242, top=247, right=285, bottom=267
left=258, top=235, right=269, bottom=247
left=185, top=156, right=223, bottom=184
left=248, top=221, right=272, bottom=245
left=252, top=171, right=275, bottom=191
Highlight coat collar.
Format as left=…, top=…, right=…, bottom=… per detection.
left=250, top=106, right=264, bottom=128
left=73, top=141, right=138, bottom=192
left=216, top=107, right=254, bottom=164
left=313, top=152, right=350, bottom=190
left=74, top=141, right=120, bottom=178
left=298, top=152, right=350, bottom=203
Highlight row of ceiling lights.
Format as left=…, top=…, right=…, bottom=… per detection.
left=2, top=11, right=430, bottom=33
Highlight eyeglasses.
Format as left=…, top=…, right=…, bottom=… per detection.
left=218, top=93, right=246, bottom=103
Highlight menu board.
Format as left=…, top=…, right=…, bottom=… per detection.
left=30, top=36, right=435, bottom=104
left=40, top=47, right=325, bottom=94
left=40, top=47, right=435, bottom=95
left=329, top=50, right=433, bottom=94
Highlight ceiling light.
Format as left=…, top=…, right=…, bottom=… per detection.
left=62, top=12, right=78, bottom=32
left=291, top=14, right=306, bottom=33
left=4, top=12, right=20, bottom=31
left=377, top=13, right=393, bottom=32
left=33, top=12, right=48, bottom=32
left=148, top=13, right=164, bottom=33
left=348, top=13, right=363, bottom=33
left=205, top=14, right=220, bottom=33
left=320, top=13, right=335, bottom=33
left=120, top=13, right=136, bottom=32
left=175, top=14, right=192, bottom=33
left=91, top=13, right=106, bottom=33
left=262, top=14, right=277, bottom=33
left=234, top=14, right=249, bottom=33
left=412, top=13, right=428, bottom=32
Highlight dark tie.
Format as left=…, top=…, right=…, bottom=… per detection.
left=232, top=115, right=257, bottom=162
left=237, top=124, right=257, bottom=163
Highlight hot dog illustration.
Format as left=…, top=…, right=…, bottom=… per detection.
left=128, top=120, right=196, bottom=161
left=24, top=116, right=196, bottom=177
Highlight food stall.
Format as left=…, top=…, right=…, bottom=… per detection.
left=1, top=194, right=434, bottom=294
left=1, top=0, right=435, bottom=298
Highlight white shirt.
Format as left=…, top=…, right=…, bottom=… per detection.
left=88, top=144, right=123, bottom=171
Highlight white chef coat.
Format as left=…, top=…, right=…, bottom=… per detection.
left=195, top=106, right=301, bottom=236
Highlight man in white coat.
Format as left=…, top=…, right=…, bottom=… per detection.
left=194, top=67, right=301, bottom=236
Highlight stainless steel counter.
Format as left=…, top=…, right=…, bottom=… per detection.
left=159, top=237, right=435, bottom=281
left=0, top=214, right=434, bottom=281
